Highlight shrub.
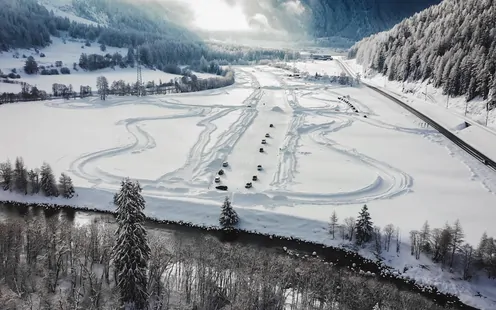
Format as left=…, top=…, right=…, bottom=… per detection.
left=60, top=67, right=70, bottom=74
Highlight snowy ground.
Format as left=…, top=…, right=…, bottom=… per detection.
left=339, top=57, right=496, bottom=163
left=0, top=37, right=215, bottom=93
left=1, top=63, right=496, bottom=308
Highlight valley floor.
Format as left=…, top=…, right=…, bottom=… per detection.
left=0, top=62, right=495, bottom=308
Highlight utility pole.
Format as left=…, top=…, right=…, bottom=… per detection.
left=425, top=84, right=427, bottom=101
left=464, top=100, right=469, bottom=116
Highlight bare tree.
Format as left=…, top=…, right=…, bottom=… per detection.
left=344, top=217, right=356, bottom=241
left=329, top=210, right=339, bottom=239
left=449, top=220, right=464, bottom=268
left=383, top=224, right=395, bottom=252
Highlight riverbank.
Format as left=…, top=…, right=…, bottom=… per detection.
left=0, top=200, right=477, bottom=309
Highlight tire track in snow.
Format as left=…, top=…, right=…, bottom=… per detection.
left=69, top=109, right=205, bottom=186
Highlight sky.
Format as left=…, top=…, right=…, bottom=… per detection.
left=171, top=0, right=251, bottom=31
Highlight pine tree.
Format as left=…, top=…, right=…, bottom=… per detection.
left=40, top=162, right=59, bottom=197
left=27, top=169, right=40, bottom=194
left=112, top=178, right=150, bottom=310
left=219, top=196, right=238, bottom=228
left=58, top=173, right=75, bottom=198
left=0, top=160, right=13, bottom=191
left=355, top=204, right=373, bottom=245
left=24, top=56, right=38, bottom=74
left=329, top=210, right=339, bottom=239
left=13, top=157, right=28, bottom=194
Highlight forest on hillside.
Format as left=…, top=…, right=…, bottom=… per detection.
left=301, top=0, right=441, bottom=40
left=0, top=0, right=298, bottom=70
left=349, top=0, right=496, bottom=105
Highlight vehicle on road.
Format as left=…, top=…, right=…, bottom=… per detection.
left=245, top=182, right=252, bottom=188
left=261, top=139, right=266, bottom=144
left=257, top=165, right=262, bottom=171
left=222, top=161, right=228, bottom=167
left=214, top=176, right=220, bottom=183
left=216, top=185, right=228, bottom=191
left=252, top=175, right=258, bottom=181
left=259, top=148, right=264, bottom=153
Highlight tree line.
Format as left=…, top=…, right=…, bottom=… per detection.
left=0, top=179, right=449, bottom=310
left=348, top=0, right=496, bottom=107
left=326, top=207, right=496, bottom=281
left=0, top=157, right=75, bottom=199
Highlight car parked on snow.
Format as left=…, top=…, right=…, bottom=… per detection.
left=216, top=185, right=228, bottom=191
left=222, top=161, right=228, bottom=167
left=257, top=165, right=262, bottom=171
left=269, top=124, right=274, bottom=128
left=252, top=175, right=258, bottom=181
left=245, top=182, right=252, bottom=188
left=259, top=148, right=264, bottom=153
left=214, top=176, right=221, bottom=183
left=265, top=133, right=270, bottom=138
left=261, top=139, right=266, bottom=144
left=218, top=169, right=224, bottom=175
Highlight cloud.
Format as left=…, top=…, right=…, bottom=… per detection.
left=283, top=0, right=305, bottom=15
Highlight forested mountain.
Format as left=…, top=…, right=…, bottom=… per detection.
left=301, top=0, right=441, bottom=41
left=349, top=0, right=496, bottom=104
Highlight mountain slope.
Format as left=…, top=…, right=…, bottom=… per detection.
left=348, top=0, right=496, bottom=104
left=302, top=0, right=442, bottom=40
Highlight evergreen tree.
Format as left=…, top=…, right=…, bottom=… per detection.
left=355, top=204, right=373, bottom=245
left=219, top=196, right=238, bottom=228
left=24, top=56, right=38, bottom=74
left=27, top=169, right=40, bottom=194
left=13, top=157, right=28, bottom=194
left=40, top=162, right=59, bottom=197
left=58, top=173, right=75, bottom=198
left=112, top=178, right=150, bottom=310
left=0, top=160, right=13, bottom=191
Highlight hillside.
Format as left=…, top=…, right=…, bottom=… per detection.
left=302, top=0, right=441, bottom=41
left=348, top=0, right=496, bottom=106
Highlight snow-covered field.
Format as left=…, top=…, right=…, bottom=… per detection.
left=0, top=37, right=215, bottom=93
left=1, top=62, right=496, bottom=308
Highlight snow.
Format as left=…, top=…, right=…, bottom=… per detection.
left=0, top=37, right=216, bottom=93
left=340, top=57, right=496, bottom=163
left=0, top=82, right=22, bottom=93
left=0, top=64, right=495, bottom=309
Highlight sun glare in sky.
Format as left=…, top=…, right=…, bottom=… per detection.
left=186, top=0, right=250, bottom=31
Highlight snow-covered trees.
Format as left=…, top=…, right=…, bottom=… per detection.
left=0, top=160, right=13, bottom=190
left=0, top=158, right=75, bottom=198
left=40, top=162, right=59, bottom=197
left=97, top=76, right=109, bottom=100
left=356, top=205, right=373, bottom=245
left=219, top=196, right=239, bottom=228
left=13, top=157, right=28, bottom=194
left=349, top=0, right=496, bottom=102
left=58, top=173, right=75, bottom=198
left=112, top=178, right=150, bottom=310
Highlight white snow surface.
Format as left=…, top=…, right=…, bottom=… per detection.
left=0, top=37, right=215, bottom=93
left=340, top=57, right=496, bottom=163
left=0, top=64, right=495, bottom=309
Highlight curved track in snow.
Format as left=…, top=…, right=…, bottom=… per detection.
left=62, top=65, right=416, bottom=206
